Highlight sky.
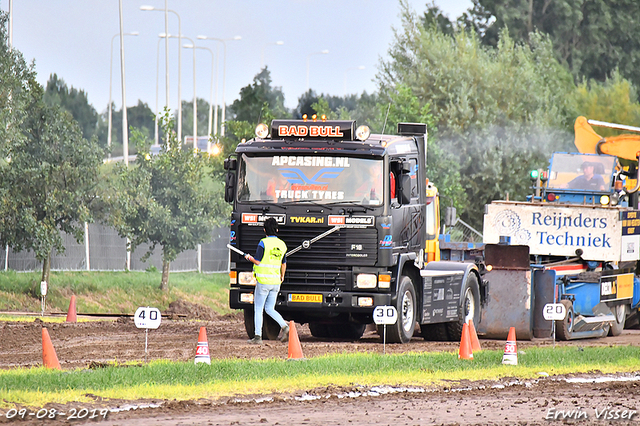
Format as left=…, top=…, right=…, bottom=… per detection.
left=3, top=0, right=472, bottom=115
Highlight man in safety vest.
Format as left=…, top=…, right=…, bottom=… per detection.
left=244, top=217, right=290, bottom=344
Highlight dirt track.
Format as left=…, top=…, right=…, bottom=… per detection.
left=1, top=311, right=639, bottom=425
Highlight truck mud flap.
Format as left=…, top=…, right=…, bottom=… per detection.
left=478, top=244, right=533, bottom=340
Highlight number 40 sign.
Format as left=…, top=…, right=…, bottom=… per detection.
left=134, top=307, right=162, bottom=329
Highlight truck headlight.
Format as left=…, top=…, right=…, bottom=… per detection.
left=356, top=273, right=377, bottom=289
left=238, top=272, right=257, bottom=285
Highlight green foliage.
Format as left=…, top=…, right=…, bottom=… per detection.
left=0, top=75, right=104, bottom=285
left=297, top=91, right=378, bottom=123
left=105, top=109, right=220, bottom=288
left=421, top=0, right=456, bottom=36
left=180, top=97, right=213, bottom=141
left=98, top=100, right=156, bottom=156
left=229, top=67, right=288, bottom=123
left=0, top=12, right=37, bottom=156
left=468, top=0, right=640, bottom=92
left=43, top=73, right=98, bottom=141
left=570, top=71, right=640, bottom=137
left=377, top=3, right=576, bottom=228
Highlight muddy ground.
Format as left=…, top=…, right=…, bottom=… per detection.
left=1, top=304, right=639, bottom=425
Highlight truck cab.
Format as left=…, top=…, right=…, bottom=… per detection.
left=224, top=118, right=482, bottom=343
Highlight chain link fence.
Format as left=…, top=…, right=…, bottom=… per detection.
left=1, top=223, right=230, bottom=273
left=442, top=217, right=483, bottom=243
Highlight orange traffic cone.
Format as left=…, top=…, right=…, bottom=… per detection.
left=66, top=295, right=77, bottom=323
left=287, top=321, right=304, bottom=360
left=468, top=319, right=481, bottom=352
left=42, top=328, right=61, bottom=370
left=194, top=326, right=211, bottom=365
left=502, top=326, right=518, bottom=365
left=458, top=322, right=473, bottom=360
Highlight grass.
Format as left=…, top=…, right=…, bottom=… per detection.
left=0, top=270, right=232, bottom=315
left=0, top=346, right=639, bottom=407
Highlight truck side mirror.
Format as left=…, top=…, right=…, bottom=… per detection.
left=444, top=206, right=457, bottom=227
left=223, top=157, right=237, bottom=171
left=224, top=172, right=235, bottom=203
left=398, top=175, right=411, bottom=205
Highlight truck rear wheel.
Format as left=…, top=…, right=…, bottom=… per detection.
left=379, top=275, right=416, bottom=344
left=243, top=308, right=281, bottom=340
left=445, top=273, right=480, bottom=342
left=608, top=304, right=627, bottom=336
left=555, top=300, right=574, bottom=341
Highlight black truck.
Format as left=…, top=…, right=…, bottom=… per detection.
left=224, top=118, right=486, bottom=343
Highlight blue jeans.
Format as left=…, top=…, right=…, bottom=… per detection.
left=254, top=283, right=287, bottom=337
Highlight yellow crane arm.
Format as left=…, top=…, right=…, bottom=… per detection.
left=574, top=116, right=640, bottom=161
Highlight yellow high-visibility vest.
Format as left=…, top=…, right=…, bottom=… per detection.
left=253, top=237, right=287, bottom=285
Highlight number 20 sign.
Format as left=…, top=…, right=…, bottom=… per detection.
left=134, top=307, right=162, bottom=329
left=543, top=303, right=566, bottom=321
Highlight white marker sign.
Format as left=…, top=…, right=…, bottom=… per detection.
left=373, top=305, right=398, bottom=325
left=134, top=307, right=162, bottom=329
left=543, top=303, right=567, bottom=321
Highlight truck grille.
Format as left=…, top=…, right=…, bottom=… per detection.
left=238, top=225, right=378, bottom=269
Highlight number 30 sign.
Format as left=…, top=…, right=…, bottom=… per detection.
left=373, top=305, right=398, bottom=325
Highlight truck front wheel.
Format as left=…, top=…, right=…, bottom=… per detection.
left=445, top=273, right=480, bottom=341
left=380, top=275, right=416, bottom=344
left=243, top=308, right=281, bottom=340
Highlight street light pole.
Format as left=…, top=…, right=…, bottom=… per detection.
left=197, top=35, right=241, bottom=137
left=118, top=0, right=129, bottom=167
left=261, top=40, right=283, bottom=68
left=306, top=50, right=329, bottom=92
left=154, top=37, right=162, bottom=146
left=181, top=37, right=198, bottom=152
left=109, top=32, right=138, bottom=160
left=343, top=65, right=365, bottom=96
left=141, top=5, right=182, bottom=141
left=187, top=45, right=215, bottom=150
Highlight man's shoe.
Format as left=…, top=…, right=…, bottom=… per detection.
left=247, top=335, right=263, bottom=344
left=279, top=325, right=289, bottom=342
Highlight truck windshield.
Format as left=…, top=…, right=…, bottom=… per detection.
left=237, top=154, right=384, bottom=206
left=547, top=153, right=616, bottom=192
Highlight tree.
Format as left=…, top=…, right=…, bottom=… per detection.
left=377, top=2, right=576, bottom=228
left=295, top=90, right=319, bottom=118
left=106, top=109, right=220, bottom=290
left=421, top=0, right=456, bottom=36
left=43, top=73, right=99, bottom=141
left=229, top=67, right=288, bottom=123
left=570, top=70, right=640, bottom=136
left=466, top=0, right=640, bottom=91
left=96, top=100, right=156, bottom=156
left=180, top=97, right=212, bottom=141
left=0, top=79, right=105, bottom=286
left=0, top=12, right=37, bottom=155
